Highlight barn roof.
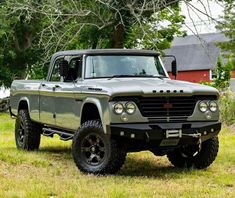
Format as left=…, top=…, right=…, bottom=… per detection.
left=163, top=33, right=228, bottom=72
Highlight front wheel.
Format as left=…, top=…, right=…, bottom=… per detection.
left=167, top=136, right=219, bottom=169
left=72, top=120, right=126, bottom=174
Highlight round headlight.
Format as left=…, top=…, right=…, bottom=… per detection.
left=113, top=103, right=124, bottom=114
left=199, top=101, right=208, bottom=112
left=125, top=102, right=136, bottom=114
left=209, top=101, right=218, bottom=112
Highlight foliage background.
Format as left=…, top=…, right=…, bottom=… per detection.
left=0, top=0, right=185, bottom=87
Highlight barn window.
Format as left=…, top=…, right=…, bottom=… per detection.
left=210, top=70, right=217, bottom=81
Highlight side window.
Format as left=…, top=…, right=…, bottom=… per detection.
left=50, top=56, right=83, bottom=82
left=51, top=58, right=64, bottom=82
left=65, top=57, right=82, bottom=82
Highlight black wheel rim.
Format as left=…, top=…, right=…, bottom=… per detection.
left=81, top=134, right=106, bottom=166
left=17, top=121, right=25, bottom=146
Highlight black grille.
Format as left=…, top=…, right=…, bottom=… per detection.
left=112, top=95, right=217, bottom=118
left=139, top=96, right=196, bottom=117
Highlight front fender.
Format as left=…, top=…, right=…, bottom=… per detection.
left=81, top=97, right=110, bottom=134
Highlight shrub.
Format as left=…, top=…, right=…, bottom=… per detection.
left=219, top=90, right=235, bottom=126
left=200, top=81, right=216, bottom=87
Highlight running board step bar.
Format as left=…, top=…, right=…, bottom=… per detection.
left=42, top=128, right=74, bottom=141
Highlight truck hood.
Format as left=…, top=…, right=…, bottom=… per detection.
left=81, top=78, right=219, bottom=97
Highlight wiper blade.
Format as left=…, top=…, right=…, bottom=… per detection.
left=133, top=74, right=167, bottom=79
left=108, top=75, right=136, bottom=80
left=108, top=74, right=168, bottom=80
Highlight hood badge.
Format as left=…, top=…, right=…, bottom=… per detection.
left=163, top=103, right=173, bottom=109
left=88, top=87, right=102, bottom=91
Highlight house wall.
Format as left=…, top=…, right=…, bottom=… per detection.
left=168, top=69, right=211, bottom=83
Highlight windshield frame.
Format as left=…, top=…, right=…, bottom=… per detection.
left=84, top=54, right=169, bottom=80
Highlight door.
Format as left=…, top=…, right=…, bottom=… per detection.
left=54, top=56, right=83, bottom=130
left=39, top=82, right=57, bottom=126
left=39, top=57, right=63, bottom=126
left=53, top=81, right=79, bottom=130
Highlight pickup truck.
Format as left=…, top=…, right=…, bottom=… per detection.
left=10, top=49, right=221, bottom=174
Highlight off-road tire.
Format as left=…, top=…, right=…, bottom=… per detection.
left=15, top=109, right=41, bottom=150
left=167, top=136, right=219, bottom=169
left=72, top=120, right=126, bottom=174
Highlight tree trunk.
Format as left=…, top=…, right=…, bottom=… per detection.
left=14, top=31, right=32, bottom=53
left=92, top=41, right=98, bottom=49
left=111, top=23, right=125, bottom=48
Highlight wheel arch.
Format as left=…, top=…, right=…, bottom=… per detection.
left=18, top=97, right=30, bottom=113
left=80, top=98, right=110, bottom=134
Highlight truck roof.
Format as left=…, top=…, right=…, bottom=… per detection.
left=51, top=49, right=160, bottom=59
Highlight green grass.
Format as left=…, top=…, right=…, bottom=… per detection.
left=0, top=113, right=234, bottom=198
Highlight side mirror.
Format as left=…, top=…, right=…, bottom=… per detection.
left=162, top=55, right=177, bottom=80
left=59, top=60, right=69, bottom=77
left=171, top=60, right=177, bottom=78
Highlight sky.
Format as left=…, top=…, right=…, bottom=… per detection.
left=180, top=0, right=224, bottom=34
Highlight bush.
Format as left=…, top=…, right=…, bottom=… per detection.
left=219, top=90, right=235, bottom=126
left=213, top=55, right=232, bottom=89
left=200, top=81, right=216, bottom=87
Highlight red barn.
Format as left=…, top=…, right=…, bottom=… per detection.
left=163, top=33, right=228, bottom=83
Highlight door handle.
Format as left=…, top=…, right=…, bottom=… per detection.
left=41, top=83, right=46, bottom=87
left=53, top=85, right=61, bottom=91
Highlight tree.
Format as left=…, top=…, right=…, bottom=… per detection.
left=0, top=0, right=186, bottom=87
left=214, top=55, right=231, bottom=89
left=125, top=6, right=186, bottom=50
left=216, top=0, right=235, bottom=58
left=0, top=0, right=44, bottom=86
left=30, top=0, right=185, bottom=55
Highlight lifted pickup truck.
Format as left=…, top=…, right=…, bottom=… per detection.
left=10, top=49, right=221, bottom=174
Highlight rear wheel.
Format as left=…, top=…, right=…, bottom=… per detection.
left=72, top=120, right=126, bottom=174
left=15, top=109, right=41, bottom=150
left=167, top=136, right=219, bottom=169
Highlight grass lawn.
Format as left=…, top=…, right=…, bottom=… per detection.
left=0, top=112, right=234, bottom=198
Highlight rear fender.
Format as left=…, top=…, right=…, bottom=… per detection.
left=18, top=97, right=30, bottom=113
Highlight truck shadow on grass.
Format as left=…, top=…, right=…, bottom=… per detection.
left=38, top=146, right=195, bottom=178
left=39, top=146, right=71, bottom=154
left=118, top=157, right=195, bottom=178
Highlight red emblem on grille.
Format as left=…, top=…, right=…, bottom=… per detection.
left=163, top=103, right=173, bottom=108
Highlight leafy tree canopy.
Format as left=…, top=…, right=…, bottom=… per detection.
left=1, top=0, right=184, bottom=87
left=216, top=0, right=235, bottom=58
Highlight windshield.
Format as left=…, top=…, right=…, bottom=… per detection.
left=85, top=55, right=167, bottom=79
